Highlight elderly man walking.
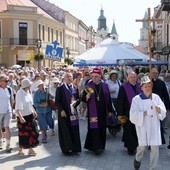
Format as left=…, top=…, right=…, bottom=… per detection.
left=130, top=75, right=166, bottom=170
left=0, top=75, right=12, bottom=152
left=116, top=71, right=141, bottom=155
left=81, top=68, right=113, bottom=155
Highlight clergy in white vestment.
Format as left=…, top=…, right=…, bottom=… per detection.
left=130, top=75, right=166, bottom=170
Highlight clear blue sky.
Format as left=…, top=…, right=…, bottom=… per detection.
left=51, top=0, right=161, bottom=45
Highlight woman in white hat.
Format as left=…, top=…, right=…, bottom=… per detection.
left=15, top=78, right=39, bottom=156
left=106, top=70, right=122, bottom=108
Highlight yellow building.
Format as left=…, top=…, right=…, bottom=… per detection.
left=0, top=0, right=64, bottom=68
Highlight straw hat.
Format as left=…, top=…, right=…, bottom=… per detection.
left=36, top=80, right=44, bottom=87
left=21, top=79, right=32, bottom=89
left=52, top=77, right=60, bottom=83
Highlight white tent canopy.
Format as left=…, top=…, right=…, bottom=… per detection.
left=74, top=38, right=151, bottom=66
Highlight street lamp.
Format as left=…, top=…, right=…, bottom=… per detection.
left=36, top=39, right=42, bottom=69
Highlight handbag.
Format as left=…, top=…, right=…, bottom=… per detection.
left=47, top=97, right=57, bottom=111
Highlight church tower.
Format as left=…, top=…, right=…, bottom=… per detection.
left=139, top=11, right=148, bottom=54
left=98, top=7, right=107, bottom=30
left=110, top=19, right=118, bottom=41
left=97, top=6, right=109, bottom=40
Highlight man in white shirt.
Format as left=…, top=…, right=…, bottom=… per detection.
left=0, top=74, right=12, bottom=153
left=130, top=75, right=166, bottom=170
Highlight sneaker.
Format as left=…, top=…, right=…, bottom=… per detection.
left=42, top=135, right=47, bottom=143
left=134, top=159, right=141, bottom=170
left=6, top=144, right=12, bottom=153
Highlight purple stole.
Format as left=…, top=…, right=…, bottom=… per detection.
left=124, top=81, right=142, bottom=105
left=63, top=84, right=79, bottom=126
left=87, top=81, right=110, bottom=128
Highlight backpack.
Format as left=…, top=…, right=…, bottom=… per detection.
left=7, top=87, right=15, bottom=115
left=7, top=87, right=12, bottom=96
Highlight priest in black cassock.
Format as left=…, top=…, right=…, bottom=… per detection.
left=81, top=68, right=113, bottom=155
left=55, top=72, right=81, bottom=156
left=116, top=71, right=142, bottom=155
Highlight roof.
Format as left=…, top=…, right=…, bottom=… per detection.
left=0, top=0, right=55, bottom=20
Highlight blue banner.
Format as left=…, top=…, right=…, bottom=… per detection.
left=45, top=41, right=63, bottom=60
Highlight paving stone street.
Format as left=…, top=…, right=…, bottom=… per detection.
left=0, top=118, right=170, bottom=170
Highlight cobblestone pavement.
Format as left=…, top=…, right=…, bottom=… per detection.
left=0, top=118, right=170, bottom=170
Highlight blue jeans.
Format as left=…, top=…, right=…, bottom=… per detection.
left=37, top=111, right=54, bottom=131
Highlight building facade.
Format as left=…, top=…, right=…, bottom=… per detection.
left=0, top=0, right=119, bottom=68
left=0, top=0, right=65, bottom=68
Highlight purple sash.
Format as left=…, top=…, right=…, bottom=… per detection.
left=63, top=84, right=79, bottom=126
left=87, top=81, right=110, bottom=128
left=124, top=82, right=141, bottom=105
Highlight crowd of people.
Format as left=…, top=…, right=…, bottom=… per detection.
left=0, top=65, right=170, bottom=170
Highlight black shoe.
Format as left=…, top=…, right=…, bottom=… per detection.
left=63, top=152, right=72, bottom=156
left=94, top=149, right=102, bottom=155
left=72, top=152, right=79, bottom=155
left=134, top=159, right=141, bottom=169
left=127, top=149, right=135, bottom=155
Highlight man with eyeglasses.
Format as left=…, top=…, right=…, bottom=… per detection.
left=81, top=68, right=113, bottom=155
left=55, top=72, right=81, bottom=156
left=116, top=71, right=141, bottom=155
left=0, top=74, right=12, bottom=153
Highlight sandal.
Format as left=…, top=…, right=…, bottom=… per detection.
left=18, top=151, right=25, bottom=156
left=28, top=150, right=37, bottom=156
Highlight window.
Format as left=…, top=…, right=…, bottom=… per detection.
left=0, top=21, right=1, bottom=45
left=0, top=21, right=1, bottom=39
left=51, top=28, right=53, bottom=42
left=48, top=27, right=50, bottom=42
left=42, top=25, right=45, bottom=41
left=59, top=31, right=62, bottom=44
left=38, top=24, right=41, bottom=39
left=56, top=30, right=58, bottom=41
left=19, top=22, right=27, bottom=45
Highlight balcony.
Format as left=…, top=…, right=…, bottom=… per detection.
left=161, top=0, right=170, bottom=11
left=0, top=38, right=37, bottom=46
left=10, top=38, right=37, bottom=46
